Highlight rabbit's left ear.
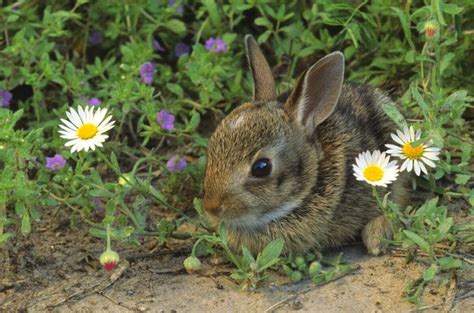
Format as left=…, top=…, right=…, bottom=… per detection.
left=245, top=35, right=277, bottom=102
left=284, top=52, right=344, bottom=134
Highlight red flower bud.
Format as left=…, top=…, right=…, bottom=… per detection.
left=424, top=21, right=438, bottom=39
left=100, top=250, right=120, bottom=272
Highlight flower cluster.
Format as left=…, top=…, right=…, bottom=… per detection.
left=46, top=154, right=66, bottom=171
left=175, top=43, right=190, bottom=57
left=140, top=63, right=155, bottom=84
left=156, top=110, right=175, bottom=130
left=205, top=37, right=227, bottom=54
left=353, top=126, right=441, bottom=187
left=0, top=90, right=12, bottom=107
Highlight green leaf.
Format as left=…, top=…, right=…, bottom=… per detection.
left=110, top=152, right=120, bottom=170
left=254, top=17, right=272, bottom=28
left=164, top=19, right=186, bottom=35
left=0, top=232, right=14, bottom=244
left=437, top=257, right=463, bottom=270
left=166, top=83, right=184, bottom=97
left=460, top=143, right=471, bottom=163
left=89, top=227, right=106, bottom=239
left=230, top=272, right=247, bottom=281
left=455, top=174, right=471, bottom=185
left=257, top=30, right=272, bottom=43
left=440, top=53, right=455, bottom=75
left=21, top=211, right=31, bottom=236
left=423, top=265, right=438, bottom=282
left=202, top=0, right=221, bottom=28
left=435, top=217, right=453, bottom=241
left=382, top=103, right=407, bottom=129
left=440, top=3, right=463, bottom=15
left=256, top=238, right=284, bottom=271
left=391, top=7, right=415, bottom=50
left=187, top=111, right=201, bottom=131
left=241, top=246, right=256, bottom=266
left=411, top=87, right=430, bottom=117
left=433, top=0, right=446, bottom=25
left=403, top=230, right=431, bottom=254
left=218, top=223, right=228, bottom=243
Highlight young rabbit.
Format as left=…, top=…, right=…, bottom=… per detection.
left=203, top=35, right=406, bottom=256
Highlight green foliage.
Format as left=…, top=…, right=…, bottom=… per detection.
left=189, top=224, right=284, bottom=290
left=0, top=0, right=472, bottom=305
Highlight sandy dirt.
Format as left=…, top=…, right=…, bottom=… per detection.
left=1, top=209, right=473, bottom=313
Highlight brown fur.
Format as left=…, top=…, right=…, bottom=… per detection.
left=203, top=36, right=407, bottom=256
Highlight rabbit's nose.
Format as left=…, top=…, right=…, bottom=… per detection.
left=203, top=196, right=222, bottom=216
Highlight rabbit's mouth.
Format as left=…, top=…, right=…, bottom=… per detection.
left=223, top=200, right=301, bottom=231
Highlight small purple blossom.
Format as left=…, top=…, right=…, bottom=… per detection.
left=0, top=90, right=12, bottom=107
left=175, top=43, right=190, bottom=57
left=140, top=63, right=155, bottom=84
left=175, top=6, right=184, bottom=14
left=152, top=38, right=165, bottom=52
left=46, top=154, right=66, bottom=171
left=87, top=97, right=102, bottom=106
left=156, top=110, right=175, bottom=130
left=89, top=31, right=103, bottom=46
left=205, top=37, right=228, bottom=54
left=92, top=197, right=105, bottom=219
left=166, top=155, right=187, bottom=172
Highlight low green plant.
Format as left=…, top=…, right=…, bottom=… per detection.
left=0, top=0, right=472, bottom=305
left=188, top=224, right=285, bottom=290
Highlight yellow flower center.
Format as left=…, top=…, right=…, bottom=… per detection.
left=77, top=123, right=97, bottom=139
left=402, top=142, right=424, bottom=160
left=363, top=165, right=384, bottom=182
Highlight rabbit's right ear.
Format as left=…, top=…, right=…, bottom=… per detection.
left=283, top=52, right=344, bottom=135
left=245, top=35, right=277, bottom=102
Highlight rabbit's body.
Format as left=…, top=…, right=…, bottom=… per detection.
left=203, top=36, right=406, bottom=255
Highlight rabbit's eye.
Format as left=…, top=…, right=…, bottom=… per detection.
left=251, top=158, right=272, bottom=177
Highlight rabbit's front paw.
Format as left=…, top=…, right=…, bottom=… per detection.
left=362, top=215, right=393, bottom=256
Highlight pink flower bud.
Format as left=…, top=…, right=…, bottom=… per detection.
left=100, top=250, right=120, bottom=272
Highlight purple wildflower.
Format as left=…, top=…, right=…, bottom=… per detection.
left=156, top=110, right=175, bottom=130
left=175, top=43, right=190, bottom=57
left=46, top=154, right=66, bottom=171
left=89, top=31, right=103, bottom=46
left=175, top=6, right=184, bottom=14
left=205, top=37, right=228, bottom=54
left=166, top=155, right=187, bottom=172
left=140, top=63, right=155, bottom=84
left=87, top=97, right=102, bottom=106
left=152, top=38, right=165, bottom=52
left=92, top=197, right=105, bottom=219
left=0, top=90, right=12, bottom=107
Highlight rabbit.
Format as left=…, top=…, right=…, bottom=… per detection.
left=202, top=35, right=407, bottom=256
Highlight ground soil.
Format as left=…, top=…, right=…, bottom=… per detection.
left=1, top=206, right=473, bottom=313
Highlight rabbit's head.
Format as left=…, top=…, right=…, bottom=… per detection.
left=203, top=35, right=345, bottom=232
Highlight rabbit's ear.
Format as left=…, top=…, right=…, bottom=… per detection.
left=245, top=35, right=277, bottom=102
left=284, top=52, right=344, bottom=133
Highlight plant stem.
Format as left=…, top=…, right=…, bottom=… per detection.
left=106, top=223, right=112, bottom=251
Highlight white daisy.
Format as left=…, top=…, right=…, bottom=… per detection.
left=58, top=106, right=115, bottom=153
left=385, top=126, right=441, bottom=176
left=353, top=150, right=399, bottom=187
